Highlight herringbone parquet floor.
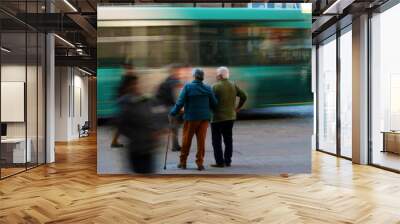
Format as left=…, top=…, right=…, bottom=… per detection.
left=1, top=135, right=400, bottom=224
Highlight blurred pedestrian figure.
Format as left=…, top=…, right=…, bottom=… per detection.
left=170, top=68, right=218, bottom=171
left=156, top=64, right=185, bottom=152
left=211, top=67, right=247, bottom=167
left=117, top=75, right=168, bottom=174
left=111, top=63, right=137, bottom=148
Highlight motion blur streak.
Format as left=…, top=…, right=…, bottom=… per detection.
left=97, top=6, right=312, bottom=173
left=97, top=7, right=312, bottom=119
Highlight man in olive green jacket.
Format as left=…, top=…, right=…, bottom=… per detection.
left=211, top=67, right=247, bottom=167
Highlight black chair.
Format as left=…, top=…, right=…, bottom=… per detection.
left=78, top=121, right=90, bottom=138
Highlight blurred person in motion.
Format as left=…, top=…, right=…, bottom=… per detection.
left=117, top=74, right=168, bottom=174
left=111, top=63, right=137, bottom=148
left=211, top=67, right=247, bottom=168
left=169, top=68, right=218, bottom=171
left=156, top=64, right=185, bottom=152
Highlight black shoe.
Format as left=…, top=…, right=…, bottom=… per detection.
left=225, top=163, right=231, bottom=167
left=197, top=165, right=205, bottom=171
left=178, top=164, right=186, bottom=169
left=171, top=146, right=181, bottom=152
left=111, top=143, right=124, bottom=148
left=210, top=164, right=225, bottom=168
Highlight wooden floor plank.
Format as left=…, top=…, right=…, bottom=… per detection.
left=1, top=135, right=400, bottom=223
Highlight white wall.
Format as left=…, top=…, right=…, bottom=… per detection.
left=1, top=65, right=30, bottom=138
left=55, top=67, right=89, bottom=141
left=1, top=64, right=26, bottom=81
left=55, top=66, right=70, bottom=141
left=1, top=63, right=46, bottom=164
left=1, top=82, right=25, bottom=122
left=1, top=65, right=26, bottom=132
left=71, top=73, right=89, bottom=138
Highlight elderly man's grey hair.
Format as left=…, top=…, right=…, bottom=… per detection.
left=217, top=66, right=229, bottom=79
left=192, top=68, right=204, bottom=81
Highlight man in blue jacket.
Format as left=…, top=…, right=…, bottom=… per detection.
left=170, top=68, right=218, bottom=171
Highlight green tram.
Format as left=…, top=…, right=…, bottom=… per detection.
left=97, top=7, right=312, bottom=119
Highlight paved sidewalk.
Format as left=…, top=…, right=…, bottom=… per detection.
left=98, top=105, right=313, bottom=174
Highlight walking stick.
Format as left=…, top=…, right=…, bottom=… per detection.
left=163, top=123, right=171, bottom=170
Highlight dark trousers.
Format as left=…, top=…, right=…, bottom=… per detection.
left=169, top=114, right=183, bottom=149
left=129, top=141, right=157, bottom=174
left=211, top=120, right=234, bottom=165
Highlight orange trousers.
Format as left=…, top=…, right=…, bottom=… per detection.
left=180, top=120, right=209, bottom=167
